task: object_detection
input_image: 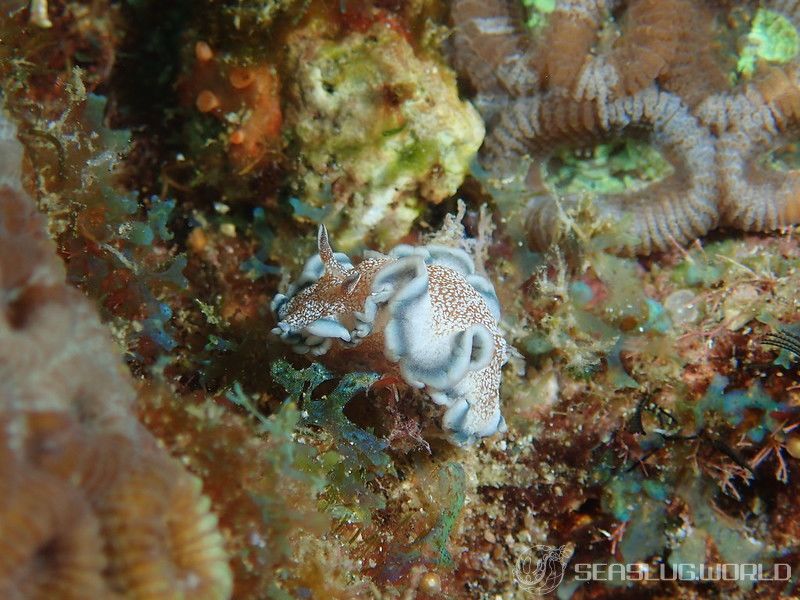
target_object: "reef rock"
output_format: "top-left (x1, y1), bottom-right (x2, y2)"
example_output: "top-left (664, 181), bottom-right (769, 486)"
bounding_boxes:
top-left (285, 19), bottom-right (485, 250)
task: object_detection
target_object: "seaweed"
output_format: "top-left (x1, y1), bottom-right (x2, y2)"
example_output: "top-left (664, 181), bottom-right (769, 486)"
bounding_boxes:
top-left (271, 360), bottom-right (391, 524)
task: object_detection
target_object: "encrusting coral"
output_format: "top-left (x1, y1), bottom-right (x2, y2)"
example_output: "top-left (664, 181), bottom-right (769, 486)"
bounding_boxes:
top-left (0, 106), bottom-right (233, 600)
top-left (272, 225), bottom-right (509, 445)
top-left (452, 0), bottom-right (800, 254)
top-left (0, 453), bottom-right (108, 600)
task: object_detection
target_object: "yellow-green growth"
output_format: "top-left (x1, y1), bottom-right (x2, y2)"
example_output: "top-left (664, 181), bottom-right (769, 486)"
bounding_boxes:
top-left (544, 139), bottom-right (673, 196)
top-left (287, 22), bottom-right (484, 250)
top-left (737, 8), bottom-right (800, 78)
top-left (521, 0), bottom-right (555, 30)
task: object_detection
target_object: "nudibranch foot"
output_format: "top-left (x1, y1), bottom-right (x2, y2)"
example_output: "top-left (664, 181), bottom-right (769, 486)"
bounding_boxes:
top-left (272, 225), bottom-right (509, 446)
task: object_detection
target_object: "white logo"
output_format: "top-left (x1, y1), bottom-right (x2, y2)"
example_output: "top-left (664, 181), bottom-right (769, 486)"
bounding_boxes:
top-left (515, 543), bottom-right (574, 595)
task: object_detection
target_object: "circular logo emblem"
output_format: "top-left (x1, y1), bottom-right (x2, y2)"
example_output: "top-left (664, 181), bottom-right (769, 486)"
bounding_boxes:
top-left (515, 543), bottom-right (574, 595)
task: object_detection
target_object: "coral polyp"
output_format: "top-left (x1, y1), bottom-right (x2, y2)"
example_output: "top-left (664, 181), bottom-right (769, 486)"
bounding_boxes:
top-left (492, 87), bottom-right (718, 255)
top-left (98, 452), bottom-right (232, 600)
top-left (0, 457), bottom-right (108, 600)
top-left (272, 225), bottom-right (508, 445)
top-left (183, 41), bottom-right (282, 172)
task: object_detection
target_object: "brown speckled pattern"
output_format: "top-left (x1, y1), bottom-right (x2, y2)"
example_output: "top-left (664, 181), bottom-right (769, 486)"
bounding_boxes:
top-left (273, 234), bottom-right (508, 444)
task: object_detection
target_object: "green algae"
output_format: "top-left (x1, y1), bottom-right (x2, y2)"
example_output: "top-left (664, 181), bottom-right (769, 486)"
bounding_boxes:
top-left (409, 462), bottom-right (467, 566)
top-left (271, 360), bottom-right (391, 524)
top-left (240, 207), bottom-right (282, 280)
top-left (521, 0), bottom-right (555, 30)
top-left (737, 8), bottom-right (800, 78)
top-left (25, 91), bottom-right (187, 356)
top-left (544, 139), bottom-right (674, 197)
top-left (225, 382), bottom-right (329, 571)
top-left (118, 197), bottom-right (177, 246)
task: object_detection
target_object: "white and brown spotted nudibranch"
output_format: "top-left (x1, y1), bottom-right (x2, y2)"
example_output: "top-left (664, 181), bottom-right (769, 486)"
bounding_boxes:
top-left (271, 225), bottom-right (509, 446)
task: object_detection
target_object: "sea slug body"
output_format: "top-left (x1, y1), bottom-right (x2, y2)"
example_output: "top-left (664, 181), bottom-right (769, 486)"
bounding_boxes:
top-left (271, 226), bottom-right (509, 446)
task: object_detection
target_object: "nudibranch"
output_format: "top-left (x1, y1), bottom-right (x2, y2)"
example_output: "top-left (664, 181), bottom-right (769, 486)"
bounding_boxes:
top-left (271, 226), bottom-right (509, 445)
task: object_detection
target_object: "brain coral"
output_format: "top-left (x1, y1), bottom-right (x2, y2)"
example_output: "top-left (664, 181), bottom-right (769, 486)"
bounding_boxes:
top-left (451, 0), bottom-right (800, 254)
top-left (0, 453), bottom-right (108, 600)
top-left (272, 226), bottom-right (509, 445)
top-left (0, 107), bottom-right (233, 599)
top-left (500, 87), bottom-right (719, 255)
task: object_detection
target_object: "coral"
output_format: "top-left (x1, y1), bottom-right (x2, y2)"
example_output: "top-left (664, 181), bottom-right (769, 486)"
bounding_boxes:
top-left (449, 0), bottom-right (539, 97)
top-left (97, 451), bottom-right (232, 600)
top-left (537, 0), bottom-right (604, 97)
top-left (453, 0), bottom-right (800, 255)
top-left (492, 88), bottom-right (718, 255)
top-left (0, 454), bottom-right (108, 600)
top-left (12, 1), bottom-right (800, 598)
top-left (272, 225), bottom-right (509, 444)
top-left (285, 17), bottom-right (484, 249)
top-left (452, 0), bottom-right (722, 105)
top-left (0, 104), bottom-right (138, 434)
top-left (707, 66), bottom-right (800, 232)
top-left (0, 105), bottom-right (232, 599)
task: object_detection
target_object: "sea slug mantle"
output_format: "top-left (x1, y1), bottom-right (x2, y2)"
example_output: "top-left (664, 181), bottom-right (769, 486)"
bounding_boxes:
top-left (271, 226), bottom-right (509, 445)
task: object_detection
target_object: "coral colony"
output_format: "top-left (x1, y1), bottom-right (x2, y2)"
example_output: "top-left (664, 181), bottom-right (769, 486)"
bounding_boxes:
top-left (454, 0), bottom-right (800, 254)
top-left (7, 0), bottom-right (800, 598)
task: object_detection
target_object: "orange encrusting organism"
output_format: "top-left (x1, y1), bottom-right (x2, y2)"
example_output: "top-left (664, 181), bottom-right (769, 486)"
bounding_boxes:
top-left (183, 41), bottom-right (282, 171)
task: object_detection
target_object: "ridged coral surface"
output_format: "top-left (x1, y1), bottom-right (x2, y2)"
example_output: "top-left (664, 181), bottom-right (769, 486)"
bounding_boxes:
top-left (0, 108), bottom-right (232, 600)
top-left (452, 0), bottom-right (800, 254)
